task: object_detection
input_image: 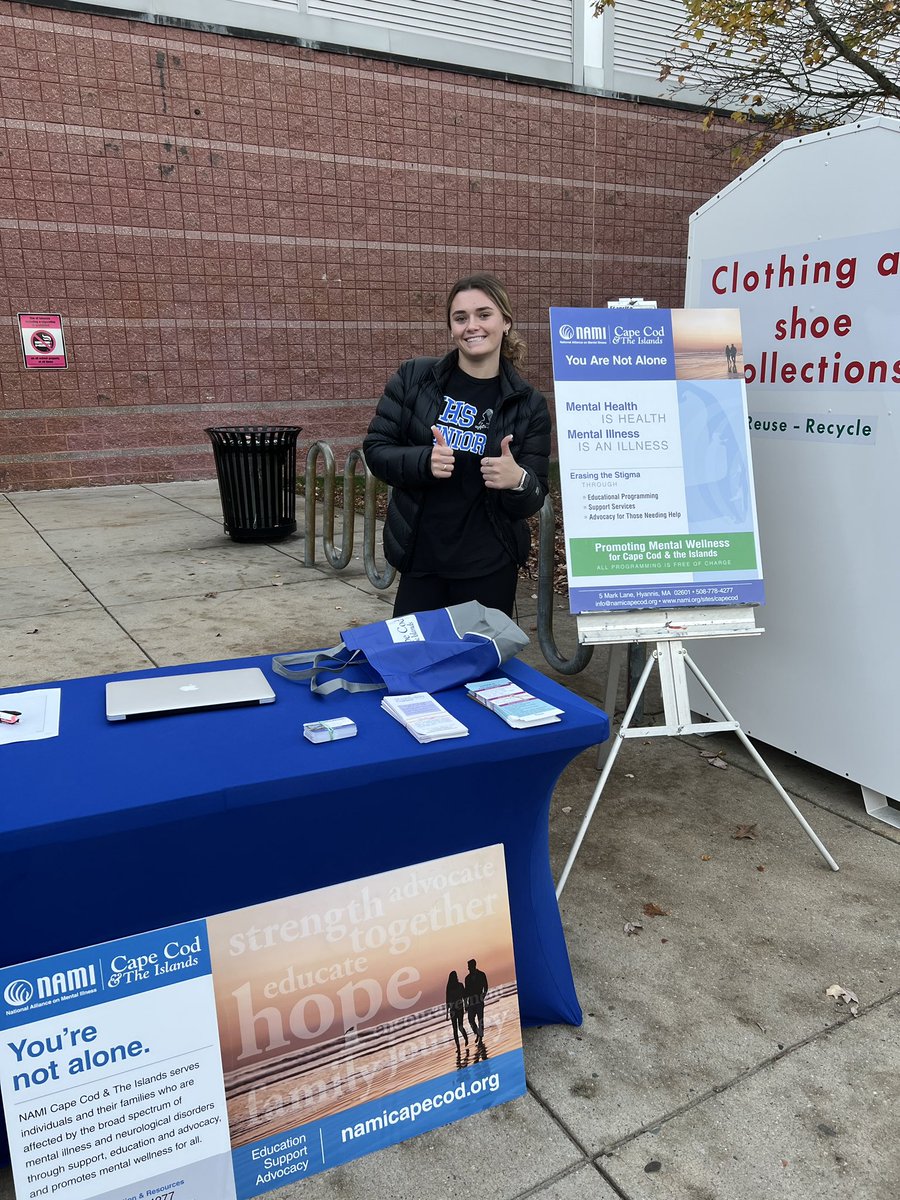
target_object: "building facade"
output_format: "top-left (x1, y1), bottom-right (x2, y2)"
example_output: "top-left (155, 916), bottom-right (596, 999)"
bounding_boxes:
top-left (0, 0), bottom-right (749, 489)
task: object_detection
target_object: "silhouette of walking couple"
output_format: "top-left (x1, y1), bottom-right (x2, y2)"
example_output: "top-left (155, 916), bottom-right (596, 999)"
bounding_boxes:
top-left (446, 958), bottom-right (489, 1052)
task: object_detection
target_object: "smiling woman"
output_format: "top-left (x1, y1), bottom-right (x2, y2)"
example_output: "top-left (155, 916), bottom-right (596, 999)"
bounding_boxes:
top-left (363, 273), bottom-right (551, 617)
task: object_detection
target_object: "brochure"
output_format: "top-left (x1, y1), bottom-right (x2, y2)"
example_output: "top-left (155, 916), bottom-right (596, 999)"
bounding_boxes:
top-left (381, 692), bottom-right (469, 743)
top-left (465, 678), bottom-right (563, 729)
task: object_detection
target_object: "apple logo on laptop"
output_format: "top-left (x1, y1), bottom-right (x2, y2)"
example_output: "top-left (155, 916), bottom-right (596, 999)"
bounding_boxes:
top-left (179, 684), bottom-right (200, 692)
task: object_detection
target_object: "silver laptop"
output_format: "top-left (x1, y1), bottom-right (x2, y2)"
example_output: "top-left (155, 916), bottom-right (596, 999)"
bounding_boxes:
top-left (106, 667), bottom-right (276, 721)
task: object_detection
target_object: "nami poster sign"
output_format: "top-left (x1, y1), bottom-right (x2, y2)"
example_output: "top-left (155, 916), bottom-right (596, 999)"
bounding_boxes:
top-left (549, 306), bottom-right (765, 613)
top-left (0, 846), bottom-right (523, 1200)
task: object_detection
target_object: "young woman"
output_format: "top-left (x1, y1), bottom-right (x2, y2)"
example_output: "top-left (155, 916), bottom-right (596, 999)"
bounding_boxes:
top-left (445, 970), bottom-right (468, 1052)
top-left (363, 273), bottom-right (551, 617)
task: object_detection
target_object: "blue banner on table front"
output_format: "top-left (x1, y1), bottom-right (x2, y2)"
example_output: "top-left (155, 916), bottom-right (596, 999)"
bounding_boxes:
top-left (549, 306), bottom-right (765, 613)
top-left (232, 1050), bottom-right (525, 1197)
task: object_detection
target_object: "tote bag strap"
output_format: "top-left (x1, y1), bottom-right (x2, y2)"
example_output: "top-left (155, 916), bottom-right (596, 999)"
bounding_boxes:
top-left (271, 644), bottom-right (386, 696)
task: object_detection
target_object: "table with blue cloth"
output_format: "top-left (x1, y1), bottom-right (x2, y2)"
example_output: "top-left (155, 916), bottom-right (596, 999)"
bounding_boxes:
top-left (1, 655), bottom-right (608, 1030)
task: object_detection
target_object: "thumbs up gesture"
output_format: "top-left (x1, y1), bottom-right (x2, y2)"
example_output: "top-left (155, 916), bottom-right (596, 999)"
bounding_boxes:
top-left (481, 435), bottom-right (522, 490)
top-left (431, 426), bottom-right (455, 480)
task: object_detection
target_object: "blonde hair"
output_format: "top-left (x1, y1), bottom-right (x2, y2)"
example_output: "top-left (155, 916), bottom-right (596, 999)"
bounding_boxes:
top-left (446, 273), bottom-right (527, 369)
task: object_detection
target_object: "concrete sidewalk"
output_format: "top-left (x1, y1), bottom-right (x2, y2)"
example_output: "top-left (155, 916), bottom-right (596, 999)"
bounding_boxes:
top-left (1, 481), bottom-right (898, 1200)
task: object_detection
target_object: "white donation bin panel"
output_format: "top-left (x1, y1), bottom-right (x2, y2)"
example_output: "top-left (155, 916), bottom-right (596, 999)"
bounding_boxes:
top-left (685, 118), bottom-right (899, 802)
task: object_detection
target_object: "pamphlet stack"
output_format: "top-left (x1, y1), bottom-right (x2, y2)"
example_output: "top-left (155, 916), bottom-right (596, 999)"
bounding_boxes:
top-left (381, 693), bottom-right (469, 742)
top-left (465, 678), bottom-right (564, 728)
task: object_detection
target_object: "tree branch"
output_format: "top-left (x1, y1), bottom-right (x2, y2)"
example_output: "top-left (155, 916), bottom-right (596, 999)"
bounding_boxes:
top-left (803, 0), bottom-right (900, 99)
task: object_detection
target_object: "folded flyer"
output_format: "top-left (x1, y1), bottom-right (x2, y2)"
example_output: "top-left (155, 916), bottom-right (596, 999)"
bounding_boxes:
top-left (381, 692), bottom-right (469, 743)
top-left (465, 678), bottom-right (563, 729)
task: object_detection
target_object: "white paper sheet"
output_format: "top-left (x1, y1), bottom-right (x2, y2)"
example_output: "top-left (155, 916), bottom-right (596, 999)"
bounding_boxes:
top-left (0, 688), bottom-right (61, 745)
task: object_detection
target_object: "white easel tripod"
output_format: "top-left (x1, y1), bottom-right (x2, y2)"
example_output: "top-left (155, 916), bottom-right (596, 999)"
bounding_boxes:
top-left (555, 605), bottom-right (839, 898)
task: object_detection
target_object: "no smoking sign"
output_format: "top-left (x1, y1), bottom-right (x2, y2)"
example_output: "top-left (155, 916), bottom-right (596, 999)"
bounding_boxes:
top-left (18, 313), bottom-right (68, 368)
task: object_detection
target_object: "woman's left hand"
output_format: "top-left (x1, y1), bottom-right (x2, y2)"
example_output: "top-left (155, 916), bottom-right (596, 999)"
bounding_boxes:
top-left (481, 435), bottom-right (522, 490)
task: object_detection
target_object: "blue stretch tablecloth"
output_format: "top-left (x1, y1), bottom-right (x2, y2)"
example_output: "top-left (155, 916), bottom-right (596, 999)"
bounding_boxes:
top-left (1, 655), bottom-right (608, 1029)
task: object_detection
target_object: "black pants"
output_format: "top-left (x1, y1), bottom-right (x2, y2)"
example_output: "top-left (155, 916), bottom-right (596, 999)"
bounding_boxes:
top-left (393, 561), bottom-right (519, 618)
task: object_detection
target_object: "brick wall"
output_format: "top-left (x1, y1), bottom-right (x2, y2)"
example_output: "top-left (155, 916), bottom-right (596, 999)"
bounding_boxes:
top-left (0, 3), bottom-right (748, 490)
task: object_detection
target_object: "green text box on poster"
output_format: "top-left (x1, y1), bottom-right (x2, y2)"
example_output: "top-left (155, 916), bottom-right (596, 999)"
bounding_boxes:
top-left (569, 532), bottom-right (758, 576)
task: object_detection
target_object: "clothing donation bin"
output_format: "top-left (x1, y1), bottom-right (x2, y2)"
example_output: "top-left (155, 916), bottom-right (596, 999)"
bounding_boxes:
top-left (205, 425), bottom-right (302, 542)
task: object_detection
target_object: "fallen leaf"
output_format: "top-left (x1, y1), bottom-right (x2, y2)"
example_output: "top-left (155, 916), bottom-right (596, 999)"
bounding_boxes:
top-left (204, 591), bottom-right (218, 599)
top-left (701, 854), bottom-right (712, 861)
top-left (706, 756), bottom-right (728, 770)
top-left (25, 629), bottom-right (39, 634)
top-left (623, 922), bottom-right (643, 936)
top-left (660, 937), bottom-right (668, 943)
top-left (561, 805), bottom-right (572, 814)
top-left (700, 749), bottom-right (725, 759)
top-left (756, 864), bottom-right (766, 872)
top-left (642, 903), bottom-right (669, 918)
top-left (826, 983), bottom-right (859, 1015)
top-left (624, 773), bottom-right (635, 779)
top-left (733, 824), bottom-right (757, 840)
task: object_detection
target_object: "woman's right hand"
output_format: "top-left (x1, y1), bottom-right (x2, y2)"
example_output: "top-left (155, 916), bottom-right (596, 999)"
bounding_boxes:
top-left (431, 426), bottom-right (455, 479)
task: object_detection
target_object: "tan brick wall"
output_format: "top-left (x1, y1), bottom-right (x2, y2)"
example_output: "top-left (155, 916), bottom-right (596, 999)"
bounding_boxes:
top-left (0, 3), bottom-right (747, 490)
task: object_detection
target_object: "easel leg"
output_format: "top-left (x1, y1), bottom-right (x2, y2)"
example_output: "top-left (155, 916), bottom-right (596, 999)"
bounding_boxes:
top-left (683, 652), bottom-right (839, 872)
top-left (597, 643), bottom-right (627, 767)
top-left (557, 649), bottom-right (657, 898)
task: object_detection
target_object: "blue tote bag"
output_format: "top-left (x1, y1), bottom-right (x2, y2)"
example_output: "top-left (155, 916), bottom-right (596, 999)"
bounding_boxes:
top-left (272, 601), bottom-right (529, 696)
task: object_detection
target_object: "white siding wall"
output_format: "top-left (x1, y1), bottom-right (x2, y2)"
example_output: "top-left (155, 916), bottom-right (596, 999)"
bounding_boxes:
top-left (58, 0), bottom-right (888, 111)
top-left (85, 0), bottom-right (579, 83)
top-left (33, 0), bottom-right (695, 95)
top-left (308, 0), bottom-right (574, 61)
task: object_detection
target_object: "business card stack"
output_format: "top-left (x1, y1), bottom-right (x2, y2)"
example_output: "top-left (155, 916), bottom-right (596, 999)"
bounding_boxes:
top-left (303, 716), bottom-right (358, 743)
top-left (465, 678), bottom-right (564, 729)
top-left (381, 692), bottom-right (469, 743)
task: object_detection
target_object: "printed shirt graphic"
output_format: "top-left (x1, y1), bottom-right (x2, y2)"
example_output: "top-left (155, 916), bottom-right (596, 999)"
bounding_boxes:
top-left (411, 368), bottom-right (509, 578)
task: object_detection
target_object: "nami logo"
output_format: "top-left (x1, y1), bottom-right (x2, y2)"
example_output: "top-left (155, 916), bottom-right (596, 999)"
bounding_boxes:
top-left (3, 963), bottom-right (97, 1011)
top-left (558, 324), bottom-right (608, 344)
top-left (3, 979), bottom-right (33, 1007)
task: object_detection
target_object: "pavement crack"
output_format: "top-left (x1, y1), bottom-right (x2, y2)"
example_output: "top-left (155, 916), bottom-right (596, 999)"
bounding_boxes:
top-left (511, 1162), bottom-right (593, 1200)
top-left (526, 1078), bottom-right (593, 1160)
top-left (594, 986), bottom-right (900, 1158)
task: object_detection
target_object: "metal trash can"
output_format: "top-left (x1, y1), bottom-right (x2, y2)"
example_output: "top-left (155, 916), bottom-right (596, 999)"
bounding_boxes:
top-left (205, 425), bottom-right (302, 543)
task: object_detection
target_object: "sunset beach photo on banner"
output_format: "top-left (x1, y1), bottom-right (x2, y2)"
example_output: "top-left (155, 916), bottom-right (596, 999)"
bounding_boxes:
top-left (206, 846), bottom-right (524, 1155)
top-left (672, 307), bottom-right (744, 380)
